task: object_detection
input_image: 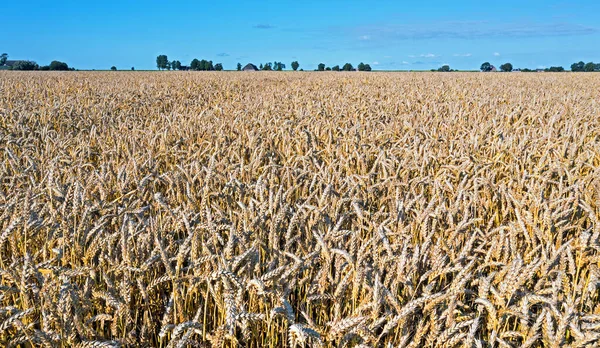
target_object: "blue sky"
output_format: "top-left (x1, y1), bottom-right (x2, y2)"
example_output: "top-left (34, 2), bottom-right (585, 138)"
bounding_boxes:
top-left (1, 0), bottom-right (598, 70)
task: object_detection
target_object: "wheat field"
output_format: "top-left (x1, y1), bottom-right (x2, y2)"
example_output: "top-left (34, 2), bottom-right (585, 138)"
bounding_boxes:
top-left (0, 71), bottom-right (599, 347)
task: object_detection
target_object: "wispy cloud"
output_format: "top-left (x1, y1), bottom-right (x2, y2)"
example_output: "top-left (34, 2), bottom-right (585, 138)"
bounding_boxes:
top-left (493, 52), bottom-right (501, 56)
top-left (358, 35), bottom-right (371, 40)
top-left (401, 61), bottom-right (410, 65)
top-left (346, 21), bottom-right (597, 41)
top-left (217, 53), bottom-right (230, 57)
top-left (372, 61), bottom-right (379, 65)
top-left (253, 24), bottom-right (276, 29)
top-left (453, 53), bottom-right (472, 57)
top-left (409, 53), bottom-right (438, 58)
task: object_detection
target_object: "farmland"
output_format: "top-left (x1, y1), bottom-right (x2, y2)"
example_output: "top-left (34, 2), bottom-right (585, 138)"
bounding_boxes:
top-left (0, 71), bottom-right (599, 347)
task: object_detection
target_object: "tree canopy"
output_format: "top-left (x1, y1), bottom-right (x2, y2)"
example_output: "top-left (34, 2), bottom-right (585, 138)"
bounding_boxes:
top-left (480, 62), bottom-right (493, 72)
top-left (342, 63), bottom-right (354, 71)
top-left (11, 61), bottom-right (39, 71)
top-left (500, 63), bottom-right (513, 72)
top-left (0, 53), bottom-right (7, 66)
top-left (156, 55), bottom-right (169, 70)
top-left (291, 61), bottom-right (299, 71)
top-left (50, 61), bottom-right (69, 71)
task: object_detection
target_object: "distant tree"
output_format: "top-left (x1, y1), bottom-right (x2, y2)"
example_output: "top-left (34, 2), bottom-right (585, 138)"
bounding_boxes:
top-left (584, 62), bottom-right (596, 72)
top-left (326, 67), bottom-right (331, 71)
top-left (190, 59), bottom-right (200, 70)
top-left (273, 61), bottom-right (285, 71)
top-left (547, 66), bottom-right (564, 72)
top-left (317, 63), bottom-right (325, 71)
top-left (156, 55), bottom-right (169, 70)
top-left (215, 63), bottom-right (223, 71)
top-left (480, 62), bottom-right (493, 72)
top-left (357, 62), bottom-right (365, 71)
top-left (299, 69), bottom-right (304, 71)
top-left (237, 63), bottom-right (242, 71)
top-left (291, 61), bottom-right (299, 71)
top-left (259, 63), bottom-right (263, 70)
top-left (131, 67), bottom-right (135, 71)
top-left (11, 61), bottom-right (38, 70)
top-left (207, 60), bottom-right (214, 71)
top-left (49, 61), bottom-right (69, 71)
top-left (39, 65), bottom-right (50, 71)
top-left (438, 65), bottom-right (451, 72)
top-left (111, 66), bottom-right (117, 71)
top-left (571, 61), bottom-right (585, 72)
top-left (363, 64), bottom-right (372, 71)
top-left (342, 63), bottom-right (353, 71)
top-left (0, 53), bottom-right (7, 65)
top-left (171, 60), bottom-right (182, 70)
top-left (262, 62), bottom-right (272, 71)
top-left (332, 65), bottom-right (340, 71)
top-left (500, 63), bottom-right (513, 72)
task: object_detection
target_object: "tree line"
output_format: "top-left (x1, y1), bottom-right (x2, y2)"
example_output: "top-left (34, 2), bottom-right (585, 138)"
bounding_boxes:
top-left (479, 61), bottom-right (599, 72)
top-left (156, 55), bottom-right (223, 71)
top-left (0, 53), bottom-right (73, 71)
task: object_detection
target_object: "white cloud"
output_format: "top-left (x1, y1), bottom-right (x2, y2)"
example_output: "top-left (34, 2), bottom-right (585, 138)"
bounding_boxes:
top-left (453, 53), bottom-right (472, 57)
top-left (358, 35), bottom-right (371, 40)
top-left (401, 61), bottom-right (410, 64)
top-left (384, 55), bottom-right (392, 58)
top-left (372, 61), bottom-right (380, 65)
top-left (494, 52), bottom-right (501, 56)
top-left (409, 53), bottom-right (438, 58)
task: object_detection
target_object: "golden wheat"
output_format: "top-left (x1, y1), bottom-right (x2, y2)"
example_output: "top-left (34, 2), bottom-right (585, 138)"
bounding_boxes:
top-left (0, 71), bottom-right (599, 347)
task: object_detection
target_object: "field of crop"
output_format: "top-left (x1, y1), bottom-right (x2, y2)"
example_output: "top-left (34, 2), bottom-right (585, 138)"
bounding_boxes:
top-left (0, 71), bottom-right (599, 347)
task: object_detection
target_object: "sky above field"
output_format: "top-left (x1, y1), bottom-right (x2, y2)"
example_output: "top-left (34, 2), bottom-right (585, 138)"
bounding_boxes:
top-left (2, 0), bottom-right (599, 71)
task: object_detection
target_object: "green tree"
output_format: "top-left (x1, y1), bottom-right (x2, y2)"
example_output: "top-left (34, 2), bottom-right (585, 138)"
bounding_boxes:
top-left (570, 61), bottom-right (585, 72)
top-left (332, 65), bottom-right (340, 71)
top-left (291, 61), bottom-right (299, 71)
top-left (156, 55), bottom-right (168, 70)
top-left (215, 63), bottom-right (223, 71)
top-left (326, 67), bottom-right (331, 71)
top-left (190, 59), bottom-right (200, 70)
top-left (317, 63), bottom-right (325, 71)
top-left (480, 62), bottom-right (492, 72)
top-left (357, 62), bottom-right (366, 71)
top-left (0, 53), bottom-right (7, 66)
top-left (500, 63), bottom-right (513, 72)
top-left (584, 62), bottom-right (595, 72)
top-left (262, 62), bottom-right (272, 71)
top-left (363, 64), bottom-right (372, 71)
top-left (111, 66), bottom-right (117, 71)
top-left (237, 63), bottom-right (242, 71)
top-left (437, 65), bottom-right (451, 72)
top-left (131, 67), bottom-right (135, 71)
top-left (171, 60), bottom-right (182, 70)
top-left (49, 61), bottom-right (69, 71)
top-left (342, 63), bottom-right (353, 71)
top-left (11, 61), bottom-right (38, 70)
top-left (273, 62), bottom-right (285, 71)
